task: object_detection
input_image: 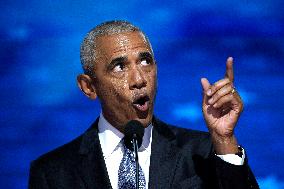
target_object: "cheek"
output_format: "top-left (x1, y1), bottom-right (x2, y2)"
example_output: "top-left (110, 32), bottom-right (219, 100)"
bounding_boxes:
top-left (111, 77), bottom-right (129, 91)
top-left (97, 78), bottom-right (129, 103)
top-left (146, 70), bottom-right (157, 88)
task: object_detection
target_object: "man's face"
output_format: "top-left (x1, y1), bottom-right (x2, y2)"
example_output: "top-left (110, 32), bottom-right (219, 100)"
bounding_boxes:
top-left (92, 31), bottom-right (157, 130)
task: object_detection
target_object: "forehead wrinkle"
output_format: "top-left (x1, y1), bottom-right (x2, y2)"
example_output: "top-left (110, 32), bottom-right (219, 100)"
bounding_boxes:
top-left (95, 32), bottom-right (153, 68)
top-left (112, 42), bottom-right (151, 53)
top-left (113, 46), bottom-right (150, 54)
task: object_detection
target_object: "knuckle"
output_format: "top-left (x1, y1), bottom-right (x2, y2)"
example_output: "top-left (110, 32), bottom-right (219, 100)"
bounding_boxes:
top-left (226, 79), bottom-right (231, 85)
top-left (220, 87), bottom-right (227, 96)
top-left (213, 103), bottom-right (218, 108)
top-left (211, 84), bottom-right (216, 91)
top-left (213, 93), bottom-right (220, 101)
top-left (213, 81), bottom-right (219, 88)
top-left (227, 85), bottom-right (233, 92)
top-left (217, 78), bottom-right (230, 89)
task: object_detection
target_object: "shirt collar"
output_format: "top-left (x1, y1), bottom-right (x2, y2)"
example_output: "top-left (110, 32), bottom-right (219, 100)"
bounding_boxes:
top-left (98, 112), bottom-right (153, 158)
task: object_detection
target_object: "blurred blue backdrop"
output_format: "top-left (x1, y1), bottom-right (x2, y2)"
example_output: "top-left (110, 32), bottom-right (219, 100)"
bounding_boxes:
top-left (1, 1), bottom-right (284, 188)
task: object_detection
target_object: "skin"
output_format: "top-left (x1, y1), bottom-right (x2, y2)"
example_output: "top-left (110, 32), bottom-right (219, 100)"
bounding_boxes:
top-left (78, 31), bottom-right (243, 154)
top-left (77, 31), bottom-right (157, 132)
top-left (201, 57), bottom-right (243, 154)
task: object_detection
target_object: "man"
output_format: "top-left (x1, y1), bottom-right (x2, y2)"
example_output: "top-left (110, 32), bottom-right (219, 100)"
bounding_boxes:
top-left (29, 21), bottom-right (259, 189)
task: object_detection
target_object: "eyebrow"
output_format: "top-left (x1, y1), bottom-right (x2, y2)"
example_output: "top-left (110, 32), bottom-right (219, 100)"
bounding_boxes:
top-left (107, 51), bottom-right (154, 70)
top-left (139, 51), bottom-right (153, 61)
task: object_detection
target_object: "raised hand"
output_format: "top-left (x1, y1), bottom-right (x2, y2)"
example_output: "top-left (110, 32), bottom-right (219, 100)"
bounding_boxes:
top-left (201, 57), bottom-right (243, 154)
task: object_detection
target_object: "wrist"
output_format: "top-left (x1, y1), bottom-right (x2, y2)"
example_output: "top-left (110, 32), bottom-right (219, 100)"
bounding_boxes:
top-left (211, 133), bottom-right (239, 155)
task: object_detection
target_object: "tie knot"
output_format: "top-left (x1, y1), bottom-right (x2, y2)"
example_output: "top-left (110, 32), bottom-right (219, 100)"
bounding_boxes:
top-left (122, 139), bottom-right (135, 157)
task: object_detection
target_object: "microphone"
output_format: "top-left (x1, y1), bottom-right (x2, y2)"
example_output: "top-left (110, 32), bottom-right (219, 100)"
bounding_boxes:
top-left (124, 120), bottom-right (145, 150)
top-left (124, 120), bottom-right (145, 189)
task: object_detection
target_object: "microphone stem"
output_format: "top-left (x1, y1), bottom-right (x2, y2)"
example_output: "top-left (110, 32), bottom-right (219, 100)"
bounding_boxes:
top-left (133, 138), bottom-right (139, 189)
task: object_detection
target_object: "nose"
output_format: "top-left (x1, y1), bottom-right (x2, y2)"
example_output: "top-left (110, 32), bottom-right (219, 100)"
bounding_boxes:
top-left (129, 66), bottom-right (147, 90)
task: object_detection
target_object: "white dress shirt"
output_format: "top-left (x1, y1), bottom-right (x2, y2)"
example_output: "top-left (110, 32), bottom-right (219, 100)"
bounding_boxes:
top-left (98, 113), bottom-right (244, 189)
top-left (98, 113), bottom-right (152, 189)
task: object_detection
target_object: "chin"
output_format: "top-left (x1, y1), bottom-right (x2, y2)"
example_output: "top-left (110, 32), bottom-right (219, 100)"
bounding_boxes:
top-left (135, 111), bottom-right (153, 128)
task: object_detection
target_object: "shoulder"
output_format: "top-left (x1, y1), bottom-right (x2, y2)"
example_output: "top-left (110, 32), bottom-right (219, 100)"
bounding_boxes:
top-left (30, 118), bottom-right (99, 171)
top-left (30, 134), bottom-right (83, 171)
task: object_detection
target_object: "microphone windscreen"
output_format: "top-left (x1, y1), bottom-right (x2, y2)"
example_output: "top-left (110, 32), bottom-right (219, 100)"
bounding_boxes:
top-left (124, 120), bottom-right (145, 150)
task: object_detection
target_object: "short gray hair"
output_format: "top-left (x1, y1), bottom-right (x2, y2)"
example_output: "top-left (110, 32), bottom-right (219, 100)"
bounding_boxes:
top-left (80, 20), bottom-right (153, 77)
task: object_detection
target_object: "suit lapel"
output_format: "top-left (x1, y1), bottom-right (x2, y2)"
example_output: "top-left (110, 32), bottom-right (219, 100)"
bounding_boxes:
top-left (75, 116), bottom-right (180, 189)
top-left (148, 117), bottom-right (180, 189)
top-left (76, 118), bottom-right (112, 189)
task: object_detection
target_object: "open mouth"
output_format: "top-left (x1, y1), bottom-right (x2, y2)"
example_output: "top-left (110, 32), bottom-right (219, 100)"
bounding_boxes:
top-left (133, 95), bottom-right (150, 112)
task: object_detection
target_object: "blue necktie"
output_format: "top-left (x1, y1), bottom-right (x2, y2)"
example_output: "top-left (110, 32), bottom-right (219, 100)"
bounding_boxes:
top-left (118, 142), bottom-right (146, 189)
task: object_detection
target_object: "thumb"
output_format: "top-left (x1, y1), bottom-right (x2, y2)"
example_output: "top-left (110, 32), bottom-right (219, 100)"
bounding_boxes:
top-left (201, 78), bottom-right (211, 105)
top-left (201, 78), bottom-right (210, 91)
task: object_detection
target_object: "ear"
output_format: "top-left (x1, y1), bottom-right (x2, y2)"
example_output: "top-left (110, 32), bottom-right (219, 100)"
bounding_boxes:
top-left (77, 74), bottom-right (97, 100)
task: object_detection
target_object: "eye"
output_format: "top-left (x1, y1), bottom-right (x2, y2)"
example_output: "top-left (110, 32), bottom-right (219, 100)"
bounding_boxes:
top-left (113, 63), bottom-right (124, 72)
top-left (141, 59), bottom-right (150, 66)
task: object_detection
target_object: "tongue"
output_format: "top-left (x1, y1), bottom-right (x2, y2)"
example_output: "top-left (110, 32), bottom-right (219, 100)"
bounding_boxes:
top-left (134, 101), bottom-right (148, 111)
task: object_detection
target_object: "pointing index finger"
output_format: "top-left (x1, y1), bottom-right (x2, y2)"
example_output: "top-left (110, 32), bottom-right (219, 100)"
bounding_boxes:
top-left (225, 57), bottom-right (234, 82)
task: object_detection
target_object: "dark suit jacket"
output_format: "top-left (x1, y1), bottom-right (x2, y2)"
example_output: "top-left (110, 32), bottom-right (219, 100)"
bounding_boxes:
top-left (29, 117), bottom-right (259, 189)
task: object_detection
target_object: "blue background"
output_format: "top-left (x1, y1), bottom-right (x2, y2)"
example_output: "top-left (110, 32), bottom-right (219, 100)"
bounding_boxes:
top-left (1, 1), bottom-right (284, 188)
